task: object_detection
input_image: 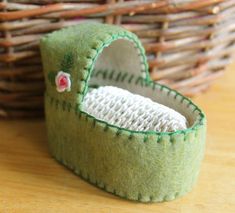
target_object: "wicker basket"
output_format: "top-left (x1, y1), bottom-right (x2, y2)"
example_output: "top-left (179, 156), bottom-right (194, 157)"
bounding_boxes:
top-left (1, 0), bottom-right (235, 118)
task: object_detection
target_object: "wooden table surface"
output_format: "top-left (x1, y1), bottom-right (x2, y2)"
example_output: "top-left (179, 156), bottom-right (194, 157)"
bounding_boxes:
top-left (1, 64), bottom-right (235, 213)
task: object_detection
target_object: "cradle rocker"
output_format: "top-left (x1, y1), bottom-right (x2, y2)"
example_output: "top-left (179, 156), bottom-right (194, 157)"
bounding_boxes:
top-left (40, 23), bottom-right (206, 202)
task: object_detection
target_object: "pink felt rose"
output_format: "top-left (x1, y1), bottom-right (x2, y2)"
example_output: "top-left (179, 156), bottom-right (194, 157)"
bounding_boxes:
top-left (55, 71), bottom-right (71, 92)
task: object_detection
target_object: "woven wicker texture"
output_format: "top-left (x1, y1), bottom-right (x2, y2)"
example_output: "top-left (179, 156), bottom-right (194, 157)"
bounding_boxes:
top-left (83, 86), bottom-right (187, 132)
top-left (0, 0), bottom-right (235, 118)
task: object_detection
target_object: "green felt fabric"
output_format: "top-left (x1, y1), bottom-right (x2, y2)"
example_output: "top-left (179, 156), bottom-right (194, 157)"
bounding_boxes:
top-left (40, 23), bottom-right (207, 202)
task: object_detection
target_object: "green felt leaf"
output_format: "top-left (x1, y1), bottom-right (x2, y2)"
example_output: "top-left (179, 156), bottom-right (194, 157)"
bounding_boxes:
top-left (60, 52), bottom-right (74, 73)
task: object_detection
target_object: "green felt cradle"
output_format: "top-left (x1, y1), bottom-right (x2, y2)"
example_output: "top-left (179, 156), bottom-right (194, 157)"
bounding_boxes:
top-left (40, 23), bottom-right (206, 202)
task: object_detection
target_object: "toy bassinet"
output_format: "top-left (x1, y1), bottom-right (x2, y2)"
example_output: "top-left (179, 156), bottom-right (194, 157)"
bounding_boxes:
top-left (40, 23), bottom-right (206, 202)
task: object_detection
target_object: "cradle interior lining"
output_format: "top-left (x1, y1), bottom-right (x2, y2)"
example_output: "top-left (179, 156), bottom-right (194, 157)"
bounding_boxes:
top-left (93, 39), bottom-right (145, 81)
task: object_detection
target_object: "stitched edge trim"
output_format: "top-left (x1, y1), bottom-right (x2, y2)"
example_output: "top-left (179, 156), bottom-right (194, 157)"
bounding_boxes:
top-left (72, 32), bottom-right (205, 136)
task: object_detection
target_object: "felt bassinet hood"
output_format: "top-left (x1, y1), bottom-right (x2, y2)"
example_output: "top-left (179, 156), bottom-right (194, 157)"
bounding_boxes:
top-left (40, 23), bottom-right (206, 202)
